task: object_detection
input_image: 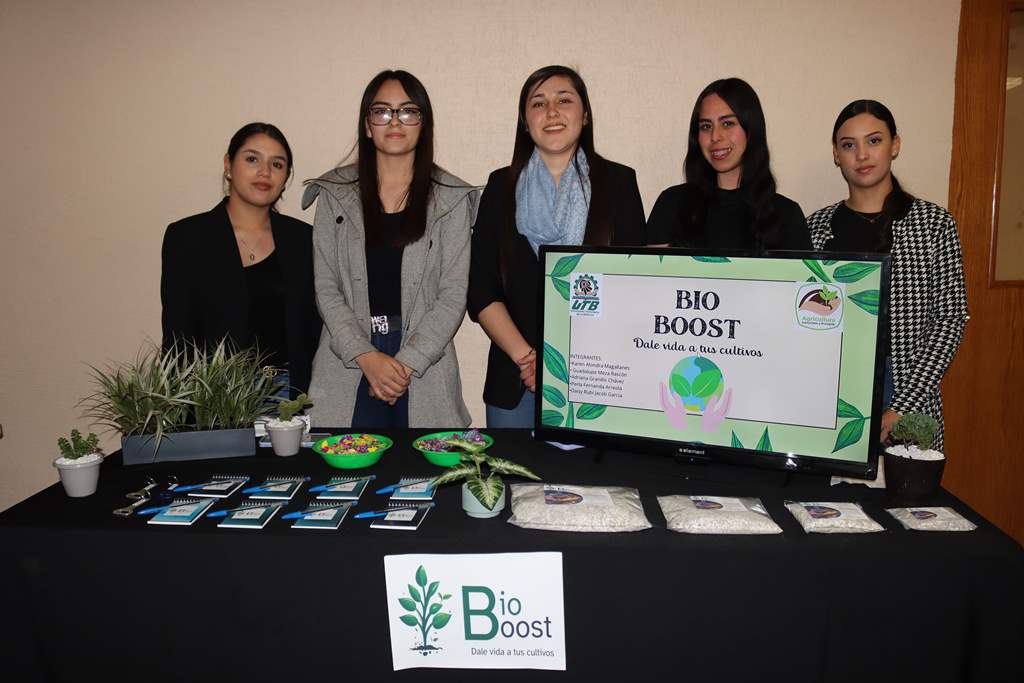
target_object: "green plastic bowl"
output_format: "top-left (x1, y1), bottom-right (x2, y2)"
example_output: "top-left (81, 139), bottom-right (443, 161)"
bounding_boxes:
top-left (314, 433), bottom-right (392, 469)
top-left (413, 431), bottom-right (494, 467)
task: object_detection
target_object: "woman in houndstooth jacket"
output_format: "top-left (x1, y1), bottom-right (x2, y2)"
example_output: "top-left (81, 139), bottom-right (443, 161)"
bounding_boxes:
top-left (806, 100), bottom-right (967, 450)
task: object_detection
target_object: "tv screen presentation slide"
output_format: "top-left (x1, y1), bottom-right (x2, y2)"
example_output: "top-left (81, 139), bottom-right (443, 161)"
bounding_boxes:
top-left (538, 247), bottom-right (888, 474)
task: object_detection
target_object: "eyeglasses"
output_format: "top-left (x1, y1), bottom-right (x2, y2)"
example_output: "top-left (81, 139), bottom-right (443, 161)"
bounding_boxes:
top-left (367, 107), bottom-right (423, 126)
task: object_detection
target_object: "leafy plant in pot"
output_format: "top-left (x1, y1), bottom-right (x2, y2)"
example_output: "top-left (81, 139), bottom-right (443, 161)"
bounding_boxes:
top-left (430, 432), bottom-right (541, 518)
top-left (266, 393), bottom-right (312, 456)
top-left (83, 339), bottom-right (279, 465)
top-left (54, 429), bottom-right (104, 497)
top-left (884, 412), bottom-right (945, 502)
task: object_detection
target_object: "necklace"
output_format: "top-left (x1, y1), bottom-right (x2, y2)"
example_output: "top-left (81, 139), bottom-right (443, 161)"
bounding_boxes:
top-left (846, 204), bottom-right (883, 224)
top-left (237, 234), bottom-right (257, 263)
top-left (233, 225), bottom-right (271, 264)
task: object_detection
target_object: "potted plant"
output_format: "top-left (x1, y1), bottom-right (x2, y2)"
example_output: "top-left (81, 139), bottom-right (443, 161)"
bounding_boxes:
top-left (430, 431), bottom-right (541, 518)
top-left (54, 429), bottom-right (104, 497)
top-left (84, 339), bottom-right (279, 465)
top-left (884, 412), bottom-right (945, 502)
top-left (266, 393), bottom-right (312, 456)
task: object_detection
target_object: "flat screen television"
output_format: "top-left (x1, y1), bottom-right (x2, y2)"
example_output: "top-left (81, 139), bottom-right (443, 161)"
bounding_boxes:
top-left (535, 246), bottom-right (891, 479)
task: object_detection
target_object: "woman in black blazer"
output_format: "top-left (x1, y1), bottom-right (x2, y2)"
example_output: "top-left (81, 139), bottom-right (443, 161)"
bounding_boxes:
top-left (161, 122), bottom-right (321, 396)
top-left (468, 65), bottom-right (646, 428)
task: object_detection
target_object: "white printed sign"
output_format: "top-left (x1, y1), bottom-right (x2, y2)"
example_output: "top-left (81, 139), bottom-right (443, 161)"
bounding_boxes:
top-left (567, 274), bottom-right (843, 428)
top-left (384, 553), bottom-right (566, 671)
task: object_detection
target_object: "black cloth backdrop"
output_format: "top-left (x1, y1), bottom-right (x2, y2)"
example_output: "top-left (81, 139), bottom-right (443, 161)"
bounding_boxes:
top-left (2, 429), bottom-right (1021, 682)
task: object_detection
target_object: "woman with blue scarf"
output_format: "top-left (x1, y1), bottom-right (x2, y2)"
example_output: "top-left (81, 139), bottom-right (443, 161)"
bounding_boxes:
top-left (468, 65), bottom-right (646, 427)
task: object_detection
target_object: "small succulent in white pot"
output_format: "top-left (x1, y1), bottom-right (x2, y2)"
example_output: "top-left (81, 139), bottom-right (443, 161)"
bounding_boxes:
top-left (886, 412), bottom-right (943, 461)
top-left (431, 432), bottom-right (541, 518)
top-left (54, 429), bottom-right (104, 497)
top-left (266, 393), bottom-right (312, 456)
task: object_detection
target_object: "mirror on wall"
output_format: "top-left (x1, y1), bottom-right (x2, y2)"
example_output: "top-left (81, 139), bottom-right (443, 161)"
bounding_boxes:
top-left (995, 8), bottom-right (1024, 283)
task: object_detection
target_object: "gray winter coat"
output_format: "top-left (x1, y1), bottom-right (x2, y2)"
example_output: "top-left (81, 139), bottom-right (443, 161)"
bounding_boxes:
top-left (301, 165), bottom-right (478, 427)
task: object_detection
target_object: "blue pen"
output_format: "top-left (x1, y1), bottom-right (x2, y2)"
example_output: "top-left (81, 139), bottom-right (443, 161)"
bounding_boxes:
top-left (354, 502), bottom-right (435, 519)
top-left (173, 477), bottom-right (246, 493)
top-left (309, 475), bottom-right (376, 493)
top-left (242, 476), bottom-right (311, 494)
top-left (375, 478), bottom-right (434, 495)
top-left (207, 501), bottom-right (289, 518)
top-left (137, 500), bottom-right (204, 516)
top-left (280, 502), bottom-right (354, 520)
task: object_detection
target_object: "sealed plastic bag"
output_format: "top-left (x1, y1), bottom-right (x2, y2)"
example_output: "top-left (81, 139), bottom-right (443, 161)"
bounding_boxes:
top-left (658, 495), bottom-right (782, 534)
top-left (508, 484), bottom-right (651, 532)
top-left (785, 501), bottom-right (884, 533)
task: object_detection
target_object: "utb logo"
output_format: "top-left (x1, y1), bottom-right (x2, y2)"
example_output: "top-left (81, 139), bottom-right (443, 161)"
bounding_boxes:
top-left (573, 274), bottom-right (598, 297)
top-left (398, 565), bottom-right (453, 656)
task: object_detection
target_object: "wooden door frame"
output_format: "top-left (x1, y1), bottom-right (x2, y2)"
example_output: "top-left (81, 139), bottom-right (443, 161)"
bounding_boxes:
top-left (945, 0), bottom-right (1024, 544)
top-left (989, 1), bottom-right (1024, 287)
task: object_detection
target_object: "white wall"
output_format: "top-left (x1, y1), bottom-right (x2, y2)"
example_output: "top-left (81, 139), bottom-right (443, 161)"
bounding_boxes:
top-left (0, 0), bottom-right (961, 509)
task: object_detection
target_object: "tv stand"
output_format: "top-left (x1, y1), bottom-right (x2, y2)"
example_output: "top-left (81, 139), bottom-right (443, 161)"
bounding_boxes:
top-left (673, 458), bottom-right (830, 489)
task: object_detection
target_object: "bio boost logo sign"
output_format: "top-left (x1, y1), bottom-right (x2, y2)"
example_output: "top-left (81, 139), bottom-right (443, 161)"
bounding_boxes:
top-left (386, 554), bottom-right (566, 671)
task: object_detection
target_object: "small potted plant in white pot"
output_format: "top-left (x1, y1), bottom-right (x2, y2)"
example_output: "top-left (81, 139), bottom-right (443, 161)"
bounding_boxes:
top-left (266, 393), bottom-right (312, 457)
top-left (884, 412), bottom-right (945, 502)
top-left (430, 431), bottom-right (541, 518)
top-left (54, 429), bottom-right (104, 497)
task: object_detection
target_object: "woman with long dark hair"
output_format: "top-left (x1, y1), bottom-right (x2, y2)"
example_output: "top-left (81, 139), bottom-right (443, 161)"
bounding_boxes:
top-left (303, 70), bottom-right (477, 428)
top-left (807, 100), bottom-right (967, 447)
top-left (468, 65), bottom-right (646, 427)
top-left (647, 78), bottom-right (809, 250)
top-left (161, 122), bottom-right (321, 398)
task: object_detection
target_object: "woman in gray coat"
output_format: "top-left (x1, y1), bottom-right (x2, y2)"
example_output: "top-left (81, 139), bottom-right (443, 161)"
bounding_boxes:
top-left (302, 70), bottom-right (477, 428)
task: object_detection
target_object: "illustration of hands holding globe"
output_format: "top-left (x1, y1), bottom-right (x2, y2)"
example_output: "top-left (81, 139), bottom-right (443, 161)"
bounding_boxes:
top-left (659, 355), bottom-right (733, 433)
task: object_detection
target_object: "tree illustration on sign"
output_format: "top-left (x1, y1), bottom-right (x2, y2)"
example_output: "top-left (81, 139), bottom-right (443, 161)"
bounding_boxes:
top-left (541, 342), bottom-right (607, 427)
top-left (398, 565), bottom-right (452, 655)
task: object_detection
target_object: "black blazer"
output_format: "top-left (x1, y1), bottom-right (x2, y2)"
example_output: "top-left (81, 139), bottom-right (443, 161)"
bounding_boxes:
top-left (160, 199), bottom-right (322, 395)
top-left (468, 162), bottom-right (646, 409)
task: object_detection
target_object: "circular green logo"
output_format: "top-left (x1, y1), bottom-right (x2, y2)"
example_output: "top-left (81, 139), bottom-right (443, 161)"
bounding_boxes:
top-left (668, 355), bottom-right (725, 412)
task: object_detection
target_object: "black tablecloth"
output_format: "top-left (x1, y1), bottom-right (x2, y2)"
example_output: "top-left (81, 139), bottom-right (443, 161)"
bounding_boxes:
top-left (2, 429), bottom-right (1021, 682)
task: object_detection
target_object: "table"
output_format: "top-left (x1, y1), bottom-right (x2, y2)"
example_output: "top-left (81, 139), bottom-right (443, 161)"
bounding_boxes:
top-left (2, 429), bottom-right (1021, 682)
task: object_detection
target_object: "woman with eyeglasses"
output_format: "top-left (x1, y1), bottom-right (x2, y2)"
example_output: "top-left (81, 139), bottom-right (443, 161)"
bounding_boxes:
top-left (468, 65), bottom-right (646, 428)
top-left (303, 70), bottom-right (477, 428)
top-left (807, 100), bottom-right (967, 448)
top-left (161, 122), bottom-right (321, 398)
top-left (647, 78), bottom-right (810, 251)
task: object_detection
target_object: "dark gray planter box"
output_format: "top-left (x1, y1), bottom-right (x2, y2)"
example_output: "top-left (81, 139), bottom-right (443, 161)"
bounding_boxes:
top-left (122, 429), bottom-right (255, 465)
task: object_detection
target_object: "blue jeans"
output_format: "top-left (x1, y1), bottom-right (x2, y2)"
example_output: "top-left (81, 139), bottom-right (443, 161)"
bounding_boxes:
top-left (486, 390), bottom-right (535, 428)
top-left (351, 324), bottom-right (409, 429)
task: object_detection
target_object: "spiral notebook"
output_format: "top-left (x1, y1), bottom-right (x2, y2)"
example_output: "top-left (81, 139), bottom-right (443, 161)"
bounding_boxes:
top-left (291, 501), bottom-right (354, 530)
top-left (183, 475), bottom-right (250, 498)
top-left (216, 501), bottom-right (286, 530)
top-left (317, 476), bottom-right (372, 501)
top-left (249, 476), bottom-right (306, 500)
top-left (389, 478), bottom-right (436, 502)
top-left (147, 498), bottom-right (215, 526)
top-left (370, 502), bottom-right (433, 531)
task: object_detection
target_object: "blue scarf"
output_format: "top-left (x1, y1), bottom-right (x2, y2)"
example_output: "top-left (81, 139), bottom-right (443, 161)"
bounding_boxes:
top-left (515, 148), bottom-right (591, 255)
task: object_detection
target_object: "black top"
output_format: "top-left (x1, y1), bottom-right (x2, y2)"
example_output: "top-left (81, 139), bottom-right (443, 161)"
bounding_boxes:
top-left (365, 211), bottom-right (405, 318)
top-left (828, 202), bottom-right (885, 252)
top-left (244, 250), bottom-right (288, 368)
top-left (161, 199), bottom-right (322, 396)
top-left (468, 161), bottom-right (647, 408)
top-left (646, 183), bottom-right (811, 250)
top-left (827, 202), bottom-right (891, 355)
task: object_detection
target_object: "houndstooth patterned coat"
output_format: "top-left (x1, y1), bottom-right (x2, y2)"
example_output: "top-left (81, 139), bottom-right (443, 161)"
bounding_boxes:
top-left (806, 199), bottom-right (968, 451)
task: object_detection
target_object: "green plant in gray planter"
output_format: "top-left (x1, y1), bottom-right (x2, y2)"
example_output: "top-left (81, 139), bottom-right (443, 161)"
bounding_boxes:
top-left (884, 412), bottom-right (945, 502)
top-left (84, 339), bottom-right (278, 465)
top-left (430, 431), bottom-right (541, 518)
top-left (266, 393), bottom-right (312, 456)
top-left (54, 429), bottom-right (104, 497)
